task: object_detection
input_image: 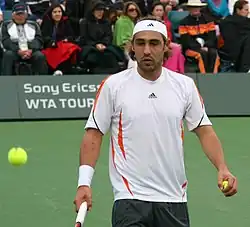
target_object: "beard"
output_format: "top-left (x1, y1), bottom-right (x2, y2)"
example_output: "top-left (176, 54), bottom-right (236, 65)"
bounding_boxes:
top-left (137, 57), bottom-right (163, 72)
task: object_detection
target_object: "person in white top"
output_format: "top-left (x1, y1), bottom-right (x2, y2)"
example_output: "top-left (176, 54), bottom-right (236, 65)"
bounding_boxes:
top-left (74, 16), bottom-right (238, 227)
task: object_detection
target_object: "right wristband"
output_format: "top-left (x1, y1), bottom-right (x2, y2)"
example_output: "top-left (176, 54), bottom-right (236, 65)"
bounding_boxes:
top-left (78, 165), bottom-right (95, 188)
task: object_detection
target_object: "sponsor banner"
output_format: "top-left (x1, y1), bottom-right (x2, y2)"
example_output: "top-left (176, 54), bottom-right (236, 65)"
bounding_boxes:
top-left (0, 77), bottom-right (20, 119)
top-left (197, 73), bottom-right (250, 115)
top-left (17, 75), bottom-right (107, 119)
top-left (2, 72), bottom-right (249, 120)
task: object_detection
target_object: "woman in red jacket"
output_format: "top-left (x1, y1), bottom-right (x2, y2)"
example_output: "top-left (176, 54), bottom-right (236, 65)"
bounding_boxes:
top-left (41, 4), bottom-right (81, 75)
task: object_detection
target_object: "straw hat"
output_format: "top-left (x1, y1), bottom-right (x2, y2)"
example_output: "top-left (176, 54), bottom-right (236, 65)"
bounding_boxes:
top-left (185, 0), bottom-right (207, 7)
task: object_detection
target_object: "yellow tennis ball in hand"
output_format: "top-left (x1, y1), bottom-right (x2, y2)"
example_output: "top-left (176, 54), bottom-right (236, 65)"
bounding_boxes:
top-left (8, 147), bottom-right (28, 166)
top-left (222, 180), bottom-right (229, 190)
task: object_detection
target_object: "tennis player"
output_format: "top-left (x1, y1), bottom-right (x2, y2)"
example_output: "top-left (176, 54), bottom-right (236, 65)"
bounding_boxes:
top-left (74, 16), bottom-right (237, 227)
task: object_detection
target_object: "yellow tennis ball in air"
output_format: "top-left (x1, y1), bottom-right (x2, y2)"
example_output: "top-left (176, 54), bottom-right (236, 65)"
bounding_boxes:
top-left (222, 180), bottom-right (229, 190)
top-left (8, 147), bottom-right (28, 166)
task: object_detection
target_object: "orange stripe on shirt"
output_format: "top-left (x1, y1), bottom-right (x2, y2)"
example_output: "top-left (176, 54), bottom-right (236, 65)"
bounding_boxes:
top-left (118, 110), bottom-right (126, 160)
top-left (111, 136), bottom-right (116, 169)
top-left (180, 120), bottom-right (184, 144)
top-left (93, 75), bottom-right (111, 112)
top-left (122, 176), bottom-right (133, 196)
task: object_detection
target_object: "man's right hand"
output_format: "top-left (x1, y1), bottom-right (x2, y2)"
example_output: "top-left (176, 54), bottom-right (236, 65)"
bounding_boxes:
top-left (74, 186), bottom-right (92, 212)
top-left (18, 50), bottom-right (32, 59)
top-left (18, 50), bottom-right (26, 57)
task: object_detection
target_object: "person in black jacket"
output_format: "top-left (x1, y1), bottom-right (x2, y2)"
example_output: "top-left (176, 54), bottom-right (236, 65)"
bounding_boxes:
top-left (1, 2), bottom-right (47, 75)
top-left (40, 4), bottom-right (81, 74)
top-left (179, 0), bottom-right (219, 73)
top-left (79, 1), bottom-right (125, 74)
top-left (219, 0), bottom-right (250, 72)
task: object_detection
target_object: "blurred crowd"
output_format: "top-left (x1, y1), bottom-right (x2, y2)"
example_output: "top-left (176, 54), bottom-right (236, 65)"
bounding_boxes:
top-left (0, 0), bottom-right (249, 75)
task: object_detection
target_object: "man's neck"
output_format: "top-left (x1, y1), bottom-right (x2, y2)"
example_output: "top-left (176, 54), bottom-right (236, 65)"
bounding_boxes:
top-left (137, 67), bottom-right (162, 81)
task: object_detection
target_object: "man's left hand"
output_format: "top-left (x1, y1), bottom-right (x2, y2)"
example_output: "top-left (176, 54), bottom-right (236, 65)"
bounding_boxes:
top-left (22, 50), bottom-right (32, 59)
top-left (218, 168), bottom-right (238, 197)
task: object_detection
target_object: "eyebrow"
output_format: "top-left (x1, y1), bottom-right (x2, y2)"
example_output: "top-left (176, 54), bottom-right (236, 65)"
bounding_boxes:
top-left (135, 39), bottom-right (162, 43)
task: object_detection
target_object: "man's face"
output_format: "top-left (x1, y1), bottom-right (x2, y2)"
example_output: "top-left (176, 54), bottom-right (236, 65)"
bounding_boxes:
top-left (132, 31), bottom-right (168, 72)
top-left (13, 12), bottom-right (27, 24)
top-left (189, 7), bottom-right (201, 17)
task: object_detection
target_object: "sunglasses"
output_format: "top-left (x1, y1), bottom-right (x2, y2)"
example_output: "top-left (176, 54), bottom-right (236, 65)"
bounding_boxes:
top-left (128, 8), bottom-right (137, 12)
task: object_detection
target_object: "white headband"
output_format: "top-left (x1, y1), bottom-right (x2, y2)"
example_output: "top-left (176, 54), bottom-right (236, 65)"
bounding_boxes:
top-left (132, 20), bottom-right (168, 39)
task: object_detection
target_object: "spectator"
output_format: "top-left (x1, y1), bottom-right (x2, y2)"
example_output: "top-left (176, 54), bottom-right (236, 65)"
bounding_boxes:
top-left (1, 2), bottom-right (47, 75)
top-left (106, 6), bottom-right (119, 31)
top-left (113, 1), bottom-right (141, 51)
top-left (0, 8), bottom-right (3, 23)
top-left (151, 2), bottom-right (185, 73)
top-left (163, 3), bottom-right (173, 41)
top-left (105, 1), bottom-right (124, 29)
top-left (131, 0), bottom-right (154, 16)
top-left (113, 1), bottom-right (124, 16)
top-left (152, 2), bottom-right (172, 39)
top-left (219, 0), bottom-right (250, 72)
top-left (64, 0), bottom-right (84, 35)
top-left (228, 0), bottom-right (250, 16)
top-left (169, 0), bottom-right (179, 10)
top-left (41, 4), bottom-right (81, 75)
top-left (102, 0), bottom-right (123, 10)
top-left (201, 0), bottom-right (229, 24)
top-left (50, 0), bottom-right (83, 36)
top-left (160, 0), bottom-right (178, 11)
top-left (179, 0), bottom-right (220, 73)
top-left (24, 0), bottom-right (50, 19)
top-left (13, 0), bottom-right (44, 25)
top-left (79, 1), bottom-right (125, 73)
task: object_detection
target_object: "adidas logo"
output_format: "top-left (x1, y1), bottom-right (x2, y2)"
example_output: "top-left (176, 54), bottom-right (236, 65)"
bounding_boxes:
top-left (147, 23), bottom-right (154, 27)
top-left (148, 93), bottom-right (157, 99)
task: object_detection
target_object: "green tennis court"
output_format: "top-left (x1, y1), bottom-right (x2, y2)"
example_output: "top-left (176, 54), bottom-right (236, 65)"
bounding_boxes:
top-left (0, 118), bottom-right (249, 227)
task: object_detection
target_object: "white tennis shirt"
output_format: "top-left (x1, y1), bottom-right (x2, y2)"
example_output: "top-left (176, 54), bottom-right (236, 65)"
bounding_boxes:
top-left (85, 67), bottom-right (212, 203)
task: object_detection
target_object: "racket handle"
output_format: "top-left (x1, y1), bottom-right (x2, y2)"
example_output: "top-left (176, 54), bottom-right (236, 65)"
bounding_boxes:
top-left (75, 202), bottom-right (88, 226)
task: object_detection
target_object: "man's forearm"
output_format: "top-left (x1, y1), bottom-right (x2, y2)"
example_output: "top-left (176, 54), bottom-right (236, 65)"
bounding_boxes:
top-left (78, 129), bottom-right (103, 187)
top-left (80, 129), bottom-right (103, 168)
top-left (196, 126), bottom-right (228, 171)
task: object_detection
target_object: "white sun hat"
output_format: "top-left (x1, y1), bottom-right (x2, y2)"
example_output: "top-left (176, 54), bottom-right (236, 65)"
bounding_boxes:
top-left (185, 0), bottom-right (207, 7)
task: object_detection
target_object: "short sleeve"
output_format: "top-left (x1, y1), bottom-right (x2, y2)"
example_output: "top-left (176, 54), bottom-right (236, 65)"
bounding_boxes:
top-left (184, 80), bottom-right (212, 131)
top-left (85, 78), bottom-right (113, 135)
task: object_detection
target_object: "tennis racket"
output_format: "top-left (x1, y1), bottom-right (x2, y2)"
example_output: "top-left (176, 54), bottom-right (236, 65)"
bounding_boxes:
top-left (75, 202), bottom-right (88, 227)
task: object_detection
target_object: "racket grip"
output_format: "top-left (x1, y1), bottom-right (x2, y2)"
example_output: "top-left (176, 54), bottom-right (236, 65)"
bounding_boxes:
top-left (75, 202), bottom-right (88, 226)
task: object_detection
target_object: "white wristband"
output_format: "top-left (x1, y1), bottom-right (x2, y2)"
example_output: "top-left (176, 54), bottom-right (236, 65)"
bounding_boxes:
top-left (78, 165), bottom-right (95, 188)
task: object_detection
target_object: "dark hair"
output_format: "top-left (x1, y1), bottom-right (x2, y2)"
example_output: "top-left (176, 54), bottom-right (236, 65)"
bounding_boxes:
top-left (151, 1), bottom-right (164, 13)
top-left (128, 16), bottom-right (172, 61)
top-left (123, 1), bottom-right (142, 20)
top-left (42, 3), bottom-right (65, 21)
top-left (233, 0), bottom-right (248, 15)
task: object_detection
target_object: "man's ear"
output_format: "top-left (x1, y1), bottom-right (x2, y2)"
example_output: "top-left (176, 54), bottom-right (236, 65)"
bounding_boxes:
top-left (164, 38), bottom-right (170, 52)
top-left (131, 41), bottom-right (135, 52)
